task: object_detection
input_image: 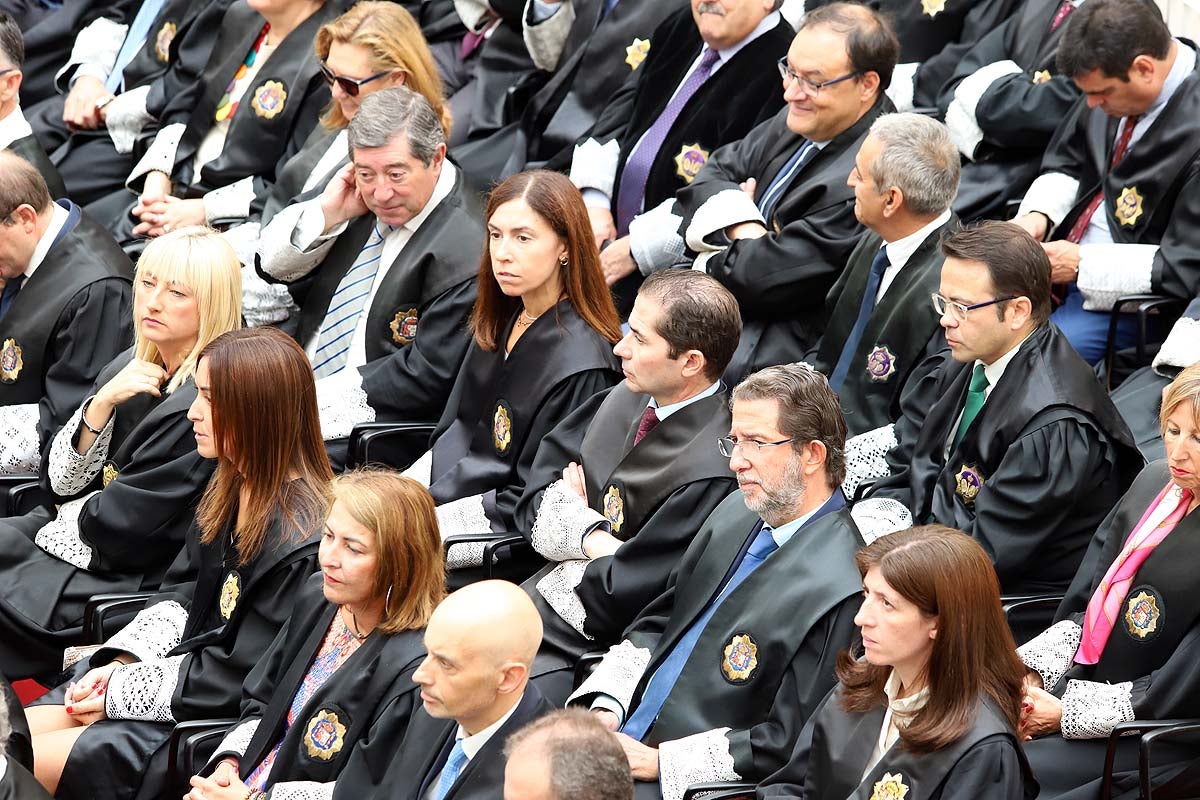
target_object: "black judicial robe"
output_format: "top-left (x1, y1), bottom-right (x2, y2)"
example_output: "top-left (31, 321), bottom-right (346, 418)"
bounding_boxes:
top-left (809, 219), bottom-right (956, 437)
top-left (428, 301), bottom-right (621, 529)
top-left (937, 0), bottom-right (1082, 221)
top-left (573, 492), bottom-right (863, 797)
top-left (258, 126), bottom-right (344, 227)
top-left (1041, 51), bottom-right (1200, 304)
top-left (208, 574), bottom-right (428, 793)
top-left (869, 323), bottom-right (1142, 594)
top-left (49, 509), bottom-right (322, 800)
top-left (515, 384), bottom-right (736, 673)
top-left (674, 98), bottom-right (890, 383)
top-left (0, 202), bottom-right (132, 452)
top-left (0, 358), bottom-right (211, 680)
top-left (16, 0), bottom-right (140, 107)
top-left (759, 687), bottom-right (1036, 800)
top-left (7, 134), bottom-right (66, 198)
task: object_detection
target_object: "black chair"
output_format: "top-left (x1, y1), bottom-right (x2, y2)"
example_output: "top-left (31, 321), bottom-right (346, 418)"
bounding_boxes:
top-left (345, 421), bottom-right (436, 471)
top-left (165, 718), bottom-right (239, 798)
top-left (5, 479), bottom-right (52, 516)
top-left (82, 593), bottom-right (154, 642)
top-left (573, 650), bottom-right (606, 690)
top-left (1001, 594), bottom-right (1064, 646)
top-left (441, 531), bottom-right (544, 590)
top-left (1103, 294), bottom-right (1184, 390)
top-left (1098, 719), bottom-right (1200, 800)
top-left (1139, 719), bottom-right (1200, 800)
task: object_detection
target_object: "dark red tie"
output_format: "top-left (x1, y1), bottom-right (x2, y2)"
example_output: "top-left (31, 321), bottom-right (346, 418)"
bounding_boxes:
top-left (633, 406), bottom-right (659, 446)
top-left (1050, 0), bottom-right (1075, 32)
top-left (1066, 115), bottom-right (1140, 243)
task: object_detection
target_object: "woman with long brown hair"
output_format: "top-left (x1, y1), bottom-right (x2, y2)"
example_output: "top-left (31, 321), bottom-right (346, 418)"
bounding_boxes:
top-left (412, 169), bottom-right (621, 566)
top-left (760, 525), bottom-right (1035, 799)
top-left (24, 327), bottom-right (333, 800)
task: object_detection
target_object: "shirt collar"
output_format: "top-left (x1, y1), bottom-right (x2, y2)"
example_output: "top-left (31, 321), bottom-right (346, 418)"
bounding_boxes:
top-left (763, 493), bottom-right (832, 548)
top-left (400, 161), bottom-right (456, 234)
top-left (883, 670), bottom-right (930, 718)
top-left (976, 331), bottom-right (1032, 392)
top-left (455, 694), bottom-right (523, 760)
top-left (26, 201), bottom-right (70, 281)
top-left (648, 380), bottom-right (721, 421)
top-left (0, 105), bottom-right (32, 150)
top-left (706, 11), bottom-right (780, 66)
top-left (882, 209), bottom-right (952, 270)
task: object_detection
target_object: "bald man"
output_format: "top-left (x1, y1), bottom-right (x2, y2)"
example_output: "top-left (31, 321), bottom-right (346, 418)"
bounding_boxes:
top-left (333, 581), bottom-right (554, 800)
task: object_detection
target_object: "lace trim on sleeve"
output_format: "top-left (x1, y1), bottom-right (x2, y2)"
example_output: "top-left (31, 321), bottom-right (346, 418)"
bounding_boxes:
top-left (841, 423), bottom-right (897, 499)
top-left (944, 59), bottom-right (1022, 159)
top-left (213, 718), bottom-right (261, 761)
top-left (34, 493), bottom-right (100, 569)
top-left (56, 17), bottom-right (128, 90)
top-left (105, 84), bottom-right (154, 154)
top-left (569, 138), bottom-right (621, 197)
top-left (1060, 679), bottom-right (1135, 739)
top-left (239, 260), bottom-right (297, 327)
top-left (103, 601), bottom-right (188, 663)
top-left (1017, 619), bottom-right (1082, 691)
top-left (850, 498), bottom-right (912, 545)
top-left (1077, 244), bottom-right (1158, 312)
top-left (658, 728), bottom-right (740, 800)
top-left (104, 654), bottom-right (185, 722)
top-left (629, 199), bottom-right (686, 274)
top-left (204, 176), bottom-right (256, 225)
top-left (403, 449), bottom-right (433, 487)
top-left (48, 398), bottom-right (114, 496)
top-left (531, 480), bottom-right (606, 561)
top-left (536, 560), bottom-right (592, 639)
top-left (886, 62), bottom-right (918, 113)
top-left (1153, 316), bottom-right (1200, 374)
top-left (127, 122), bottom-right (186, 188)
top-left (568, 639), bottom-right (652, 713)
top-left (439, 494), bottom-right (493, 570)
top-left (1016, 172), bottom-right (1081, 228)
top-left (316, 369), bottom-right (376, 441)
top-left (268, 782), bottom-right (335, 800)
top-left (0, 402), bottom-right (42, 475)
top-left (684, 189), bottom-right (764, 254)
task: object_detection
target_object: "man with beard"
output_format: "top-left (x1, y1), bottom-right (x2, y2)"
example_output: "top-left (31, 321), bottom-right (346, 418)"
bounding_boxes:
top-left (567, 363), bottom-right (864, 800)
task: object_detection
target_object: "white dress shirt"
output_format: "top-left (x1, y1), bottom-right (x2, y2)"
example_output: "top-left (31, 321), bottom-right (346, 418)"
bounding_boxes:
top-left (878, 209), bottom-right (953, 301)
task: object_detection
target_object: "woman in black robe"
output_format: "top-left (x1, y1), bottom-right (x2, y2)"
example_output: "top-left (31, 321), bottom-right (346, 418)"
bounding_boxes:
top-left (416, 170), bottom-right (622, 567)
top-left (0, 227), bottom-right (243, 681)
top-left (760, 525), bottom-right (1035, 800)
top-left (24, 327), bottom-right (334, 800)
top-left (184, 470), bottom-right (444, 800)
top-left (1018, 362), bottom-right (1200, 799)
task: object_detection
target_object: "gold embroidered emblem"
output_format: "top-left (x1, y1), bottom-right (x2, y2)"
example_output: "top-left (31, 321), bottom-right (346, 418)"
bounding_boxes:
top-left (155, 22), bottom-right (177, 62)
top-left (389, 308), bottom-right (419, 345)
top-left (1125, 590), bottom-right (1161, 638)
top-left (0, 338), bottom-right (23, 384)
top-left (304, 709), bottom-right (347, 760)
top-left (921, 0), bottom-right (945, 17)
top-left (721, 633), bottom-right (758, 683)
top-left (102, 462), bottom-right (119, 487)
top-left (674, 143), bottom-right (710, 184)
top-left (1033, 70), bottom-right (1052, 85)
top-left (954, 464), bottom-right (984, 505)
top-left (603, 485), bottom-right (625, 533)
top-left (625, 38), bottom-right (650, 70)
top-left (251, 80), bottom-right (287, 120)
top-left (219, 572), bottom-right (240, 620)
top-left (493, 403), bottom-right (513, 455)
top-left (1114, 186), bottom-right (1145, 227)
top-left (871, 772), bottom-right (910, 800)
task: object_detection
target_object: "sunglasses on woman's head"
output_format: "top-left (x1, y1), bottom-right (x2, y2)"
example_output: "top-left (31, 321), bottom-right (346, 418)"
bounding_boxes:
top-left (319, 63), bottom-right (391, 97)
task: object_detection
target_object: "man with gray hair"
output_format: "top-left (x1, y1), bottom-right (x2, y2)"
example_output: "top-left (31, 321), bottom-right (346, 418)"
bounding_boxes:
top-left (257, 86), bottom-right (483, 467)
top-left (503, 708), bottom-right (634, 800)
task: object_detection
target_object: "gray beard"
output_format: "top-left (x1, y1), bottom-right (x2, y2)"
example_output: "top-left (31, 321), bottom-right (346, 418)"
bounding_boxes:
top-left (741, 456), bottom-right (806, 528)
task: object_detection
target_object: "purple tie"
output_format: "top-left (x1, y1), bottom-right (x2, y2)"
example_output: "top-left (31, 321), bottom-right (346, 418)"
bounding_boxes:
top-left (1050, 0), bottom-right (1075, 32)
top-left (615, 47), bottom-right (722, 235)
top-left (633, 406), bottom-right (659, 446)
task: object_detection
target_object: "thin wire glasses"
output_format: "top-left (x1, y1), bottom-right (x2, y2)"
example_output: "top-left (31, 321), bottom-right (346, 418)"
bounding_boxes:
top-left (717, 436), bottom-right (797, 457)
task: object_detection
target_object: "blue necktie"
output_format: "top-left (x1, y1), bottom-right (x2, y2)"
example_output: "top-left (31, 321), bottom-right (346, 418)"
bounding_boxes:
top-left (756, 141), bottom-right (816, 224)
top-left (602, 0), bottom-right (620, 19)
top-left (433, 739), bottom-right (468, 800)
top-left (312, 221), bottom-right (392, 378)
top-left (0, 275), bottom-right (26, 321)
top-left (829, 247), bottom-right (890, 392)
top-left (105, 0), bottom-right (170, 93)
top-left (621, 525), bottom-right (779, 741)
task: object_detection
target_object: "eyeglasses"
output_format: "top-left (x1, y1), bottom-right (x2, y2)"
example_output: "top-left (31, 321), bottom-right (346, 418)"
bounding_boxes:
top-left (776, 58), bottom-right (860, 94)
top-left (930, 292), bottom-right (1018, 322)
top-left (0, 69), bottom-right (16, 78)
top-left (319, 63), bottom-right (391, 97)
top-left (717, 436), bottom-right (796, 457)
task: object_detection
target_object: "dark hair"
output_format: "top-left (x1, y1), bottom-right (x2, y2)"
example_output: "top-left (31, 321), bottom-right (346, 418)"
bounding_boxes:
top-left (941, 222), bottom-right (1052, 326)
top-left (1057, 0), bottom-right (1170, 80)
top-left (196, 328), bottom-right (334, 564)
top-left (731, 363), bottom-right (847, 487)
top-left (0, 151), bottom-right (51, 220)
top-left (798, 2), bottom-right (900, 91)
top-left (837, 526), bottom-right (1026, 752)
top-left (504, 708), bottom-right (634, 800)
top-left (638, 270), bottom-right (741, 382)
top-left (0, 12), bottom-right (21, 67)
top-left (471, 170), bottom-right (621, 351)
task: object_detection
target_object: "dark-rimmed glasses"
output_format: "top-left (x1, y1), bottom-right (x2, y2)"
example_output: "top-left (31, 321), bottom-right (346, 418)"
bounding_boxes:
top-left (931, 292), bottom-right (1018, 322)
top-left (319, 63), bottom-right (391, 97)
top-left (776, 58), bottom-right (860, 94)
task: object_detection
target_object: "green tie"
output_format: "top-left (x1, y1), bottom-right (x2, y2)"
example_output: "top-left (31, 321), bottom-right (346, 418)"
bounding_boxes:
top-left (951, 364), bottom-right (989, 454)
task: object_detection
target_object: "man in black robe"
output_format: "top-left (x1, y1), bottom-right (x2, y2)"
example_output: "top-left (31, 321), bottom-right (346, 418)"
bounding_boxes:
top-left (569, 363), bottom-right (865, 800)
top-left (937, 0), bottom-right (1085, 221)
top-left (515, 270), bottom-right (740, 703)
top-left (601, 3), bottom-right (898, 383)
top-left (859, 223), bottom-right (1141, 595)
top-left (256, 88), bottom-right (482, 469)
top-left (503, 709), bottom-right (635, 800)
top-left (0, 13), bottom-right (64, 197)
top-left (1011, 0), bottom-right (1200, 365)
top-left (0, 152), bottom-right (133, 475)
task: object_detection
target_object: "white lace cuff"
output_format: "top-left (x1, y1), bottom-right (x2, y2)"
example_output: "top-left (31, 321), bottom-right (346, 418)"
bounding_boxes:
top-left (103, 601), bottom-right (188, 663)
top-left (886, 62), bottom-right (918, 113)
top-left (439, 494), bottom-right (493, 569)
top-left (240, 262), bottom-right (296, 327)
top-left (531, 480), bottom-right (606, 561)
top-left (522, 0), bottom-right (575, 72)
top-left (629, 199), bottom-right (686, 274)
top-left (1018, 619), bottom-right (1082, 691)
top-left (658, 728), bottom-right (740, 800)
top-left (0, 402), bottom-right (42, 475)
top-left (34, 493), bottom-right (99, 570)
top-left (48, 398), bottom-right (115, 496)
top-left (213, 718), bottom-right (261, 761)
top-left (1017, 171), bottom-right (1081, 228)
top-left (1077, 244), bottom-right (1157, 312)
top-left (851, 497), bottom-right (912, 545)
top-left (841, 423), bottom-right (897, 499)
top-left (1153, 316), bottom-right (1200, 373)
top-left (454, 0), bottom-right (491, 31)
top-left (685, 189), bottom-right (764, 253)
top-left (568, 639), bottom-right (652, 713)
top-left (316, 369), bottom-right (376, 441)
top-left (944, 59), bottom-right (1022, 159)
top-left (255, 201), bottom-right (335, 283)
top-left (105, 85), bottom-right (154, 154)
top-left (1060, 679), bottom-right (1135, 739)
top-left (268, 782), bottom-right (335, 800)
top-left (56, 18), bottom-right (128, 90)
top-left (204, 176), bottom-right (256, 224)
top-left (570, 138), bottom-right (621, 198)
top-left (127, 122), bottom-right (186, 189)
top-left (403, 449), bottom-right (433, 487)
top-left (536, 560), bottom-right (592, 639)
top-left (105, 654), bottom-right (184, 722)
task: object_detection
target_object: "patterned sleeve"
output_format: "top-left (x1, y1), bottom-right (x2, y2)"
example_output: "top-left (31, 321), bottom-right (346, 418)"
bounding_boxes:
top-left (1018, 619), bottom-right (1083, 691)
top-left (567, 639), bottom-right (652, 716)
top-left (1060, 679), bottom-right (1134, 739)
top-left (104, 654), bottom-right (187, 723)
top-left (102, 601), bottom-right (189, 663)
top-left (0, 403), bottom-right (43, 475)
top-left (658, 728), bottom-right (741, 800)
top-left (47, 398), bottom-right (115, 496)
top-left (268, 783), bottom-right (335, 800)
top-left (530, 480), bottom-right (607, 561)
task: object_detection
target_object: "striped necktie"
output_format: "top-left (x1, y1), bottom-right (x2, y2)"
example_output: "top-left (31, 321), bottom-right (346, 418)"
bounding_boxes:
top-left (312, 221), bottom-right (392, 378)
top-left (757, 141), bottom-right (816, 225)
